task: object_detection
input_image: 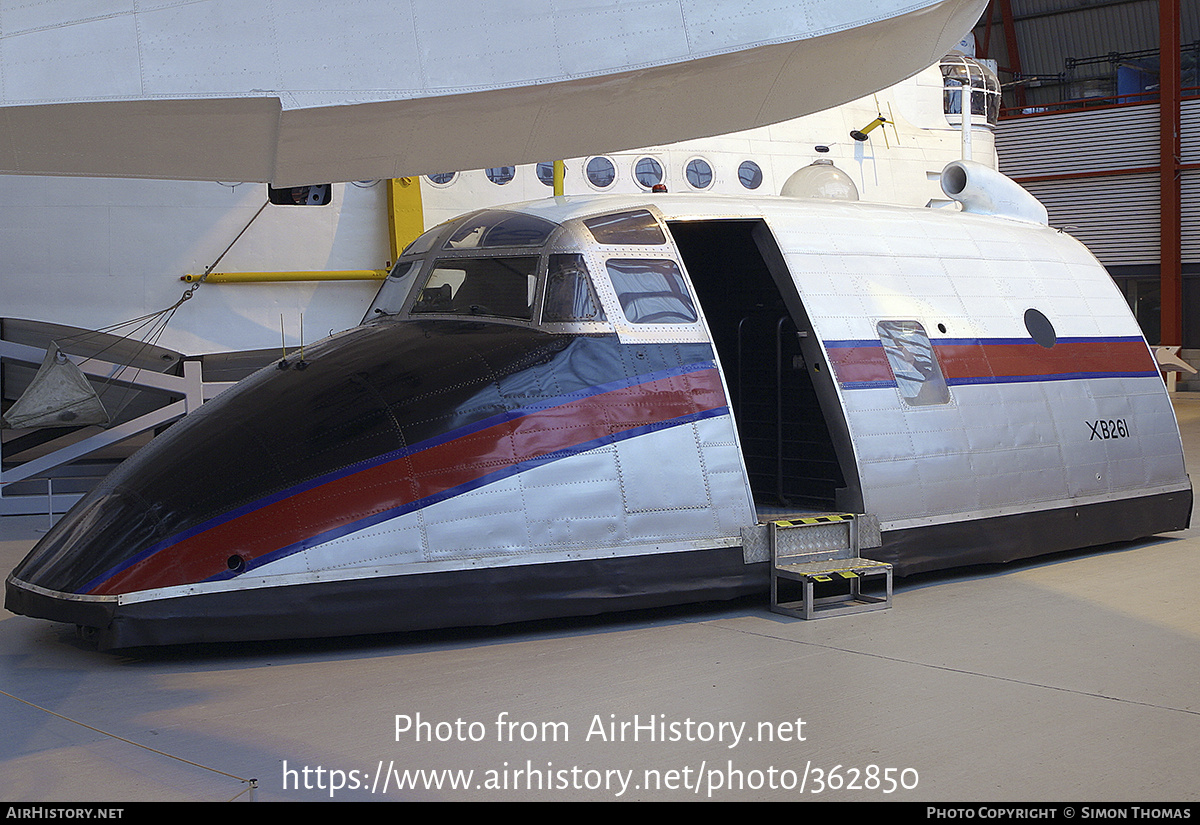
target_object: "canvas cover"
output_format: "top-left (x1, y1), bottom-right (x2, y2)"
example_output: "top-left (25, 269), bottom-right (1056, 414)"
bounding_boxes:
top-left (2, 343), bottom-right (109, 429)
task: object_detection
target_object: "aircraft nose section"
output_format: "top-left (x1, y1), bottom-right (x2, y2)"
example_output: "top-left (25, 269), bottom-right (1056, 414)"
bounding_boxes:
top-left (5, 484), bottom-right (179, 629)
top-left (9, 488), bottom-right (168, 595)
top-left (6, 321), bottom-right (570, 613)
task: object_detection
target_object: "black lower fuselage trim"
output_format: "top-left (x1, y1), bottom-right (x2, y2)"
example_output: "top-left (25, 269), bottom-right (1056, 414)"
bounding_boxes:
top-left (868, 488), bottom-right (1193, 575)
top-left (9, 546), bottom-right (766, 650)
top-left (7, 488), bottom-right (1189, 649)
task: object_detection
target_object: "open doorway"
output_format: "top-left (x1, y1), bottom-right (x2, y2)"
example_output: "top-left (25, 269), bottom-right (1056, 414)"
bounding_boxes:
top-left (667, 220), bottom-right (849, 511)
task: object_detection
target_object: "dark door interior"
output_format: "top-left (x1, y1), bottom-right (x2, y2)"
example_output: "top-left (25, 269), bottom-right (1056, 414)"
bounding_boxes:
top-left (667, 219), bottom-right (848, 510)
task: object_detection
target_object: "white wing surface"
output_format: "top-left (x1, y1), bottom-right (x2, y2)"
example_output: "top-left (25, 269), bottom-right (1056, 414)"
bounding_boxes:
top-left (0, 0), bottom-right (986, 184)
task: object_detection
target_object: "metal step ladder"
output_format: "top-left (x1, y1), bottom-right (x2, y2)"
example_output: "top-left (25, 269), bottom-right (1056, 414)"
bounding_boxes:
top-left (768, 515), bottom-right (892, 620)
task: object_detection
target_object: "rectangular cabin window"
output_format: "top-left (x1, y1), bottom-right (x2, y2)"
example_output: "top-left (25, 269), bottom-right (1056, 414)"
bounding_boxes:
top-left (876, 320), bottom-right (950, 406)
top-left (267, 184), bottom-right (331, 205)
top-left (605, 259), bottom-right (697, 324)
top-left (544, 254), bottom-right (606, 322)
top-left (411, 257), bottom-right (538, 320)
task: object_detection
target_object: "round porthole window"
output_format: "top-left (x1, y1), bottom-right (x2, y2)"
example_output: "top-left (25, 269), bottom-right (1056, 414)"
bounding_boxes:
top-left (486, 167), bottom-right (515, 185)
top-left (738, 160), bottom-right (763, 190)
top-left (586, 156), bottom-right (617, 188)
top-left (685, 158), bottom-right (713, 189)
top-left (634, 157), bottom-right (664, 189)
top-left (536, 162), bottom-right (555, 187)
top-left (1024, 308), bottom-right (1057, 348)
top-left (426, 172), bottom-right (457, 186)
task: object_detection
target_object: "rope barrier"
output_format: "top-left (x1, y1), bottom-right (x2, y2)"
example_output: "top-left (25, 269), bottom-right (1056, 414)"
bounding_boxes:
top-left (1, 688), bottom-right (257, 800)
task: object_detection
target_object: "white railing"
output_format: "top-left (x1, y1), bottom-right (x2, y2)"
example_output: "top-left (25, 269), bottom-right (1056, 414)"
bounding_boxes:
top-left (0, 339), bottom-right (234, 517)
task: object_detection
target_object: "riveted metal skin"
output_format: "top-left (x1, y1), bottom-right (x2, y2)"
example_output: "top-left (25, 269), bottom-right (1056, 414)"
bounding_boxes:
top-left (7, 191), bottom-right (1191, 648)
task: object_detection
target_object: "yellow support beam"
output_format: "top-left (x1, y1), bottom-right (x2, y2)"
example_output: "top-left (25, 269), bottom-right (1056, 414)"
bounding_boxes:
top-left (387, 176), bottom-right (425, 261)
top-left (182, 270), bottom-right (388, 283)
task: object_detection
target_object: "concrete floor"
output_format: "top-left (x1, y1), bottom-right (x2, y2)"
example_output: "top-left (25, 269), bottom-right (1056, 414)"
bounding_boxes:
top-left (2, 401), bottom-right (1199, 802)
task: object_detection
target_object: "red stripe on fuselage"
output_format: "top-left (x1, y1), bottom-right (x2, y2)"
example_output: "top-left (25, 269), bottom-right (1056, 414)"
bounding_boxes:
top-left (828, 338), bottom-right (1155, 386)
top-left (935, 340), bottom-right (1154, 381)
top-left (90, 368), bottom-right (727, 595)
top-left (826, 346), bottom-right (892, 384)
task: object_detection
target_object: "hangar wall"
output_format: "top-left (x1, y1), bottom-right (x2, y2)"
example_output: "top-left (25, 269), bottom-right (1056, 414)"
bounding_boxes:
top-left (976, 0), bottom-right (1198, 358)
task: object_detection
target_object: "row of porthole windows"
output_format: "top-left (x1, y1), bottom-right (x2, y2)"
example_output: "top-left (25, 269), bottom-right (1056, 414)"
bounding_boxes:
top-left (426, 158), bottom-right (764, 191)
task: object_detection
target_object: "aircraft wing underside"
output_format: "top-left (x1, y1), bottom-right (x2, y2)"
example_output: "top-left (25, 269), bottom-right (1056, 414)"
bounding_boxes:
top-left (0, 0), bottom-right (988, 185)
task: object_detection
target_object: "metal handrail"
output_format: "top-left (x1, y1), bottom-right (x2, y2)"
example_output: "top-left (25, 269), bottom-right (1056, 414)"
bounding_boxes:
top-left (1000, 85), bottom-right (1200, 119)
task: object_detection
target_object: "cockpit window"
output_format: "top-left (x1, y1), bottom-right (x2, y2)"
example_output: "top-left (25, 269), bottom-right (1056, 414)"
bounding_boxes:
top-left (444, 210), bottom-right (558, 249)
top-left (544, 255), bottom-right (606, 323)
top-left (401, 224), bottom-right (445, 257)
top-left (583, 210), bottom-right (666, 245)
top-left (411, 257), bottom-right (539, 320)
top-left (605, 259), bottom-right (697, 324)
top-left (367, 259), bottom-right (422, 318)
